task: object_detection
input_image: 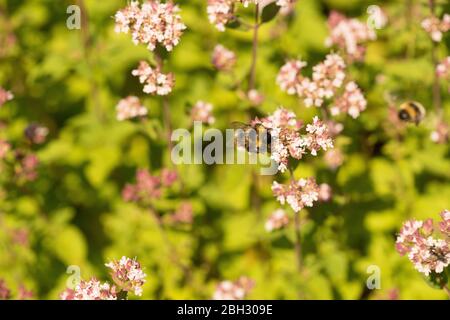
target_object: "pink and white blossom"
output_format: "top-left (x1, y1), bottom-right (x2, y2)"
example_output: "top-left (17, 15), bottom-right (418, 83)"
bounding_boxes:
top-left (213, 276), bottom-right (254, 300)
top-left (265, 209), bottom-right (289, 232)
top-left (116, 96), bottom-right (148, 121)
top-left (191, 101), bottom-right (215, 125)
top-left (212, 44), bottom-right (237, 71)
top-left (132, 61), bottom-right (174, 95)
top-left (105, 256), bottom-right (147, 296)
top-left (272, 177), bottom-right (320, 212)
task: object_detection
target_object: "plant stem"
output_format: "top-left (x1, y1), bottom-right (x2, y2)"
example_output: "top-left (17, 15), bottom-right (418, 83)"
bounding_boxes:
top-left (444, 285), bottom-right (450, 299)
top-left (154, 54), bottom-right (173, 158)
top-left (248, 4), bottom-right (260, 91)
top-left (289, 165), bottom-right (302, 272)
top-left (429, 0), bottom-right (442, 118)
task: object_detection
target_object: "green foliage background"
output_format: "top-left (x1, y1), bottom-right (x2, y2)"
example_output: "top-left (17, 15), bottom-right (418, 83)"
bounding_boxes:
top-left (0, 0), bottom-right (449, 299)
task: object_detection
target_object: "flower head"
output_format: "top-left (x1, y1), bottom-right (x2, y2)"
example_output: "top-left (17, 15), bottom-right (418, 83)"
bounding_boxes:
top-left (116, 96), bottom-right (147, 121)
top-left (105, 256), bottom-right (147, 296)
top-left (430, 121), bottom-right (449, 144)
top-left (330, 81), bottom-right (367, 119)
top-left (272, 177), bottom-right (319, 212)
top-left (0, 87), bottom-right (13, 107)
top-left (207, 0), bottom-right (234, 32)
top-left (132, 61), bottom-right (174, 95)
top-left (191, 101), bottom-right (215, 125)
top-left (276, 60), bottom-right (307, 95)
top-left (265, 209), bottom-right (289, 232)
top-left (212, 44), bottom-right (236, 71)
top-left (213, 276), bottom-right (254, 300)
top-left (115, 1), bottom-right (186, 51)
top-left (61, 278), bottom-right (117, 300)
top-left (24, 123), bottom-right (49, 144)
top-left (421, 14), bottom-right (450, 42)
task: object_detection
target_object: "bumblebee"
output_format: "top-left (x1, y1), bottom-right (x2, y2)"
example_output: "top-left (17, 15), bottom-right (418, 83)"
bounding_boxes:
top-left (231, 121), bottom-right (272, 153)
top-left (398, 101), bottom-right (426, 125)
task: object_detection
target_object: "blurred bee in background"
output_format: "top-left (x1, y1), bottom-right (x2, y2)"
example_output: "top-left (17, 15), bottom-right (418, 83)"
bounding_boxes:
top-left (231, 121), bottom-right (272, 153)
top-left (398, 101), bottom-right (426, 125)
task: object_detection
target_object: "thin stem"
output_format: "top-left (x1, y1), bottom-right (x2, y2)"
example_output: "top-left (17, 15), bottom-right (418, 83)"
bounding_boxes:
top-left (289, 165), bottom-right (302, 272)
top-left (248, 4), bottom-right (260, 90)
top-left (444, 285), bottom-right (450, 299)
top-left (154, 54), bottom-right (173, 157)
top-left (429, 0), bottom-right (442, 118)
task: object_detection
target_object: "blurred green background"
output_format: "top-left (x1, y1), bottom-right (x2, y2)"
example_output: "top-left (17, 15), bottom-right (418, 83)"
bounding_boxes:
top-left (0, 0), bottom-right (449, 299)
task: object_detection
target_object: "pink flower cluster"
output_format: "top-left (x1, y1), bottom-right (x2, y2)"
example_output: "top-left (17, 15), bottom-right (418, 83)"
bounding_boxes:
top-left (330, 81), bottom-right (367, 119)
top-left (396, 210), bottom-right (450, 276)
top-left (277, 54), bottom-right (367, 118)
top-left (0, 279), bottom-right (11, 300)
top-left (207, 0), bottom-right (234, 32)
top-left (0, 87), bottom-right (13, 107)
top-left (430, 121), bottom-right (449, 144)
top-left (169, 202), bottom-right (193, 224)
top-left (0, 140), bottom-right (11, 159)
top-left (191, 101), bottom-right (215, 125)
top-left (259, 108), bottom-right (333, 172)
top-left (122, 168), bottom-right (177, 204)
top-left (318, 183), bottom-right (332, 202)
top-left (212, 44), bottom-right (236, 71)
top-left (436, 56), bottom-right (450, 79)
top-left (213, 276), bottom-right (255, 300)
top-left (16, 153), bottom-right (39, 182)
top-left (265, 209), bottom-right (289, 232)
top-left (324, 148), bottom-right (344, 170)
top-left (105, 256), bottom-right (147, 296)
top-left (24, 123), bottom-right (49, 144)
top-left (421, 14), bottom-right (450, 42)
top-left (114, 1), bottom-right (186, 52)
top-left (116, 96), bottom-right (148, 121)
top-left (325, 11), bottom-right (376, 61)
top-left (61, 278), bottom-right (117, 300)
top-left (132, 61), bottom-right (174, 95)
top-left (272, 177), bottom-right (319, 212)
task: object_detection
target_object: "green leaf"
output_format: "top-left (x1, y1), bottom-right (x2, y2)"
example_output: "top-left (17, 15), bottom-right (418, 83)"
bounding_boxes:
top-left (260, 2), bottom-right (280, 24)
top-left (424, 272), bottom-right (448, 289)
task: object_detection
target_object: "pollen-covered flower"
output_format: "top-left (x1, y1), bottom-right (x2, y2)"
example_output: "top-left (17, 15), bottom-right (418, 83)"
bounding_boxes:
top-left (132, 61), bottom-right (174, 95)
top-left (265, 209), bottom-right (289, 232)
top-left (207, 0), bottom-right (234, 32)
top-left (272, 177), bottom-right (319, 212)
top-left (116, 96), bottom-right (148, 121)
top-left (212, 44), bottom-right (236, 71)
top-left (0, 87), bottom-right (13, 107)
top-left (115, 0), bottom-right (186, 52)
top-left (213, 276), bottom-right (254, 300)
top-left (430, 121), bottom-right (449, 144)
top-left (330, 81), bottom-right (367, 119)
top-left (325, 11), bottom-right (376, 61)
top-left (421, 14), bottom-right (450, 42)
top-left (396, 214), bottom-right (450, 277)
top-left (105, 256), bottom-right (147, 296)
top-left (191, 101), bottom-right (215, 125)
top-left (24, 123), bottom-right (49, 144)
top-left (276, 60), bottom-right (307, 95)
top-left (61, 278), bottom-right (117, 300)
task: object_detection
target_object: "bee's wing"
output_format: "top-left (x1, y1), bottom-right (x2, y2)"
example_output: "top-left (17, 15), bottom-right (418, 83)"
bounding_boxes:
top-left (230, 121), bottom-right (250, 130)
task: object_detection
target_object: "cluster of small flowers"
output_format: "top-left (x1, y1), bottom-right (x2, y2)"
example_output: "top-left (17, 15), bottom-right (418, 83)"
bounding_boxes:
top-left (24, 123), bottom-right (49, 144)
top-left (0, 140), bottom-right (10, 159)
top-left (277, 54), bottom-right (367, 118)
top-left (318, 183), bottom-right (332, 202)
top-left (324, 148), bottom-right (344, 170)
top-left (212, 44), bottom-right (236, 71)
top-left (246, 89), bottom-right (264, 106)
top-left (421, 14), bottom-right (450, 42)
top-left (265, 209), bottom-right (289, 232)
top-left (430, 121), bottom-right (449, 144)
top-left (213, 276), bottom-right (255, 300)
top-left (330, 81), bottom-right (367, 119)
top-left (122, 168), bottom-right (177, 204)
top-left (60, 257), bottom-right (146, 300)
top-left (191, 101), bottom-right (215, 125)
top-left (105, 256), bottom-right (147, 296)
top-left (114, 1), bottom-right (186, 52)
top-left (169, 202), bottom-right (193, 224)
top-left (61, 278), bottom-right (117, 300)
top-left (396, 210), bottom-right (450, 276)
top-left (116, 96), bottom-right (148, 121)
top-left (325, 11), bottom-right (376, 61)
top-left (132, 61), bottom-right (175, 95)
top-left (259, 108), bottom-right (332, 172)
top-left (15, 153), bottom-right (39, 182)
top-left (0, 87), bottom-right (13, 107)
top-left (272, 177), bottom-right (320, 212)
top-left (436, 56), bottom-right (450, 79)
top-left (0, 280), bottom-right (33, 300)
